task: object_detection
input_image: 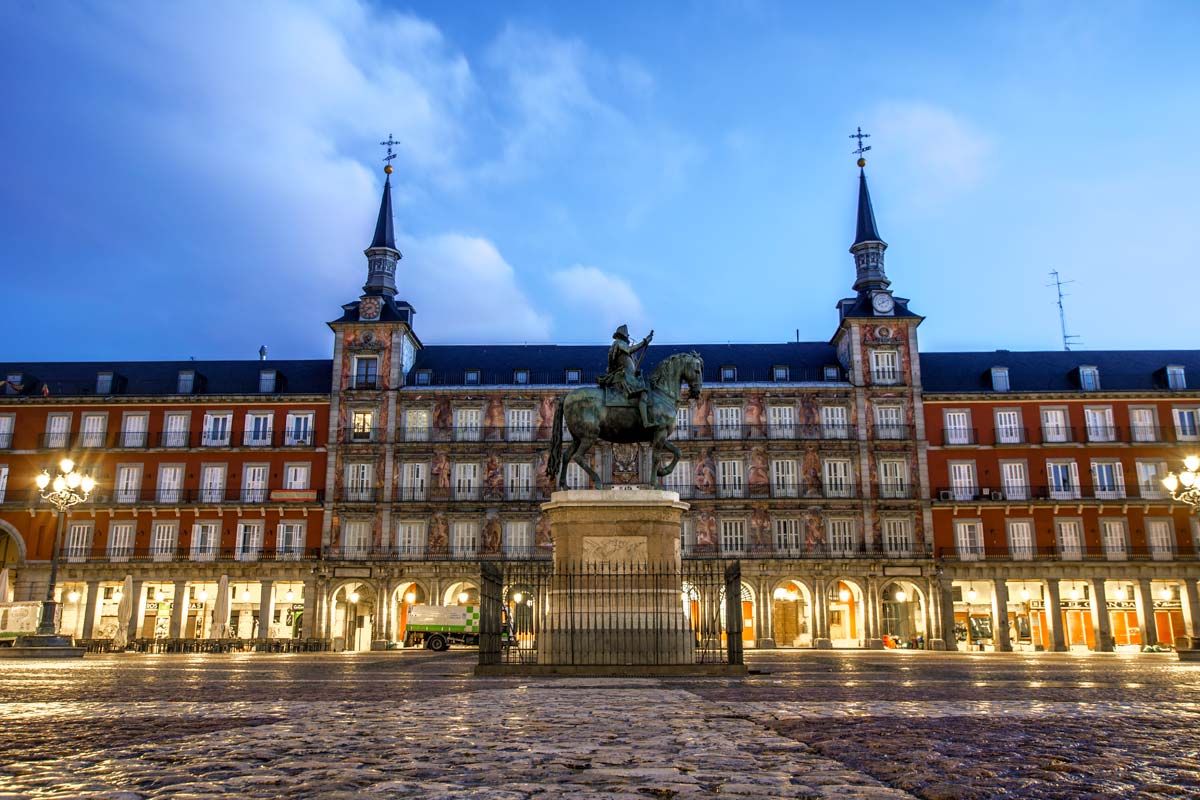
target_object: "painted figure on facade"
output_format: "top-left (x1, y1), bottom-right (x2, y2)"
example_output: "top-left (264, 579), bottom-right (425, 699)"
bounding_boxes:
top-left (546, 328), bottom-right (703, 489)
top-left (484, 454), bottom-right (504, 499)
top-left (694, 448), bottom-right (717, 495)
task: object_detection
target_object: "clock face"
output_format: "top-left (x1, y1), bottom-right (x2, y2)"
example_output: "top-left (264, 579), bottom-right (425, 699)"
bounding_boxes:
top-left (359, 297), bottom-right (381, 320)
top-left (872, 293), bottom-right (894, 313)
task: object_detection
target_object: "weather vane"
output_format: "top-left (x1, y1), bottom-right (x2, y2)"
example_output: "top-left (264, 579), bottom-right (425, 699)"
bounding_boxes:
top-left (380, 133), bottom-right (400, 165)
top-left (850, 126), bottom-right (872, 159)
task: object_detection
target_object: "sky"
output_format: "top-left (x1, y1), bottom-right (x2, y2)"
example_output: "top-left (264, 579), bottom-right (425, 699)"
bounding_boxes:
top-left (1, 0), bottom-right (1198, 361)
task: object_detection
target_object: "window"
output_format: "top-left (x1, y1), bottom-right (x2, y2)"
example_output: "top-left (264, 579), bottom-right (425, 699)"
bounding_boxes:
top-left (882, 518), bottom-right (912, 556)
top-left (944, 410), bottom-right (971, 445)
top-left (720, 366), bottom-right (737, 382)
top-left (150, 521), bottom-right (177, 561)
top-left (45, 413), bottom-right (70, 449)
top-left (870, 350), bottom-right (899, 384)
top-left (259, 370), bottom-right (277, 393)
top-left (821, 405), bottom-right (849, 439)
top-left (162, 412), bottom-right (189, 447)
top-left (345, 463), bottom-right (373, 502)
top-left (674, 406), bottom-right (691, 439)
top-left (400, 462), bottom-right (427, 500)
top-left (1101, 519), bottom-right (1127, 560)
top-left (0, 415), bottom-right (12, 448)
top-left (451, 521), bottom-right (479, 557)
top-left (157, 465), bottom-right (184, 503)
top-left (503, 521), bottom-right (533, 558)
top-left (1130, 408), bottom-right (1157, 442)
top-left (823, 365), bottom-right (841, 382)
top-left (1084, 407), bottom-right (1115, 442)
top-left (772, 365), bottom-right (790, 382)
top-left (1174, 408), bottom-right (1199, 441)
top-left (1007, 520), bottom-right (1034, 560)
top-left (827, 518), bottom-right (857, 556)
top-left (715, 406), bottom-right (742, 439)
top-left (464, 369), bottom-right (480, 385)
top-left (720, 518), bottom-right (746, 555)
top-left (822, 458), bottom-right (852, 498)
top-left (1041, 408), bottom-right (1069, 443)
top-left (954, 520), bottom-right (983, 561)
top-left (1047, 460), bottom-right (1080, 500)
top-left (875, 405), bottom-right (904, 439)
top-left (242, 465), bottom-right (268, 503)
top-left (454, 462), bottom-right (480, 500)
top-left (96, 372), bottom-right (114, 395)
top-left (1136, 461), bottom-right (1167, 498)
top-left (878, 459), bottom-right (907, 498)
top-left (415, 370), bottom-right (432, 386)
top-left (990, 367), bottom-right (1010, 392)
top-left (403, 409), bottom-right (430, 442)
top-left (774, 518), bottom-right (802, 554)
top-left (202, 412), bottom-right (232, 446)
top-left (396, 520), bottom-right (426, 558)
top-left (662, 459), bottom-right (692, 497)
top-left (1090, 460), bottom-right (1125, 499)
top-left (1056, 520), bottom-right (1083, 560)
top-left (768, 405), bottom-right (795, 439)
top-left (120, 413), bottom-right (148, 448)
top-left (341, 520), bottom-right (371, 559)
top-left (455, 408), bottom-right (482, 441)
top-left (513, 369), bottom-right (530, 385)
top-left (1000, 461), bottom-right (1028, 501)
top-left (565, 369), bottom-right (582, 384)
top-left (771, 459), bottom-right (798, 498)
top-left (115, 465), bottom-right (142, 504)
top-left (191, 522), bottom-right (219, 561)
top-left (79, 413), bottom-right (106, 448)
top-left (718, 459), bottom-right (744, 498)
top-left (506, 462), bottom-right (532, 500)
top-left (284, 464), bottom-right (309, 490)
top-left (565, 462), bottom-right (588, 490)
top-left (0, 465), bottom-right (6, 503)
top-left (994, 410), bottom-right (1022, 444)
top-left (199, 465), bottom-right (226, 503)
top-left (177, 371), bottom-right (195, 394)
top-left (353, 356), bottom-right (378, 389)
top-left (680, 518), bottom-right (696, 556)
top-left (4, 372), bottom-right (22, 394)
top-left (108, 522), bottom-right (134, 561)
top-left (1167, 366), bottom-right (1187, 390)
top-left (243, 412), bottom-right (273, 446)
top-left (284, 412), bottom-right (314, 446)
top-left (278, 521), bottom-right (305, 559)
top-left (351, 410), bottom-right (374, 442)
top-left (507, 408), bottom-right (534, 442)
top-left (949, 462), bottom-right (977, 501)
top-left (235, 522), bottom-right (263, 561)
top-left (1147, 519), bottom-right (1175, 560)
top-left (1079, 366), bottom-right (1100, 391)
top-left (65, 522), bottom-right (93, 562)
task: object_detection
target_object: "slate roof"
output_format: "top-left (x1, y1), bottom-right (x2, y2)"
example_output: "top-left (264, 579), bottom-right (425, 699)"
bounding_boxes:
top-left (328, 297), bottom-right (416, 325)
top-left (920, 350), bottom-right (1200, 394)
top-left (369, 175), bottom-right (397, 251)
top-left (0, 360), bottom-right (332, 398)
top-left (405, 342), bottom-right (845, 387)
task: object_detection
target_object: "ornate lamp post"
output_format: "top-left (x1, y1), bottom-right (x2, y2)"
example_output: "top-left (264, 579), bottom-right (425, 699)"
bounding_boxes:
top-left (1162, 455), bottom-right (1200, 510)
top-left (33, 458), bottom-right (95, 638)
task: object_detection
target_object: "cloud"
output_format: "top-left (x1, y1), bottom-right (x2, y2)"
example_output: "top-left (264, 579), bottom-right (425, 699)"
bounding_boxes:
top-left (549, 265), bottom-right (647, 338)
top-left (870, 102), bottom-right (991, 206)
top-left (402, 234), bottom-right (551, 342)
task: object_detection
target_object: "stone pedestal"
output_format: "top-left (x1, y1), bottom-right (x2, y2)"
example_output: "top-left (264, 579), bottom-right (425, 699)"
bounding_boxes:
top-left (538, 489), bottom-right (693, 666)
top-left (813, 638), bottom-right (833, 649)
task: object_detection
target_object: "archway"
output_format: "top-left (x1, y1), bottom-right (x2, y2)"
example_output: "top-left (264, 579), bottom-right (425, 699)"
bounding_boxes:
top-left (330, 581), bottom-right (377, 652)
top-left (827, 578), bottom-right (865, 647)
top-left (879, 580), bottom-right (927, 648)
top-left (770, 579), bottom-right (814, 647)
top-left (718, 581), bottom-right (756, 647)
top-left (443, 580), bottom-right (478, 607)
top-left (390, 580), bottom-right (429, 645)
top-left (0, 521), bottom-right (26, 604)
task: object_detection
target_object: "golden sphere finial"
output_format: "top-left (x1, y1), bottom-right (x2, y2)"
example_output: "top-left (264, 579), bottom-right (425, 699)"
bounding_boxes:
top-left (857, 157), bottom-right (867, 168)
top-left (384, 164), bottom-right (394, 175)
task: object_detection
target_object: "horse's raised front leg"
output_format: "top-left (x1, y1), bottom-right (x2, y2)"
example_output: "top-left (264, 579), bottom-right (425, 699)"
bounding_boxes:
top-left (559, 437), bottom-right (583, 489)
top-left (655, 433), bottom-right (682, 481)
top-left (572, 437), bottom-right (604, 490)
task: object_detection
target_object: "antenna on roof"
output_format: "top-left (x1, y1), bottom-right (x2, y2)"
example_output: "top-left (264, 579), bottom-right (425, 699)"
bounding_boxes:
top-left (1046, 270), bottom-right (1081, 351)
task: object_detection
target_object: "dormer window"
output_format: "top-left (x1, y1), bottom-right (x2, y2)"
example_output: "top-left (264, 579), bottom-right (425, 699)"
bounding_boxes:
top-left (720, 366), bottom-right (737, 383)
top-left (565, 368), bottom-right (582, 384)
top-left (177, 370), bottom-right (195, 394)
top-left (96, 372), bottom-right (113, 395)
top-left (415, 370), bottom-right (431, 386)
top-left (1167, 365), bottom-right (1187, 390)
top-left (772, 365), bottom-right (790, 382)
top-left (259, 370), bottom-right (277, 393)
top-left (823, 365), bottom-right (840, 382)
top-left (3, 372), bottom-right (21, 394)
top-left (514, 369), bottom-right (530, 385)
top-left (990, 367), bottom-right (1010, 392)
top-left (1079, 366), bottom-right (1100, 391)
top-left (464, 370), bottom-right (481, 386)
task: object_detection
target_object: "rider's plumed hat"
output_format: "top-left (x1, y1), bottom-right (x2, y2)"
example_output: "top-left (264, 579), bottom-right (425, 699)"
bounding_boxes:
top-left (613, 324), bottom-right (630, 342)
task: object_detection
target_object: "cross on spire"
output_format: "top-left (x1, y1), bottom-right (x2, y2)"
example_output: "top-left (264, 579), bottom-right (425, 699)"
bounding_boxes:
top-left (380, 133), bottom-right (400, 165)
top-left (849, 126), bottom-right (872, 158)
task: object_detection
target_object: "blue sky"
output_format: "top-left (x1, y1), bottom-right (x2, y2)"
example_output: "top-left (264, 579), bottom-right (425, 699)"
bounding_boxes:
top-left (2, 1), bottom-right (1197, 360)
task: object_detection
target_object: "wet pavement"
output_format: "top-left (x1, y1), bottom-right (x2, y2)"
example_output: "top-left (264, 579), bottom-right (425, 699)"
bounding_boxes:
top-left (1, 650), bottom-right (1199, 798)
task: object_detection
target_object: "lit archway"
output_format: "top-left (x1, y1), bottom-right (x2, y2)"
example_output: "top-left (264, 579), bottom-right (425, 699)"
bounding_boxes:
top-left (770, 578), bottom-right (814, 647)
top-left (827, 578), bottom-right (865, 647)
top-left (879, 580), bottom-right (927, 647)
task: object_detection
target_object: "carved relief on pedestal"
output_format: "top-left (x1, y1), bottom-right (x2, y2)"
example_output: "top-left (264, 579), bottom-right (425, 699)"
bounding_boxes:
top-left (581, 535), bottom-right (648, 566)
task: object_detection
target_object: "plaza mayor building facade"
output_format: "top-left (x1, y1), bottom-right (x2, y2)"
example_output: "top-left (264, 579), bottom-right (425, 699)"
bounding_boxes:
top-left (1, 159), bottom-right (1198, 654)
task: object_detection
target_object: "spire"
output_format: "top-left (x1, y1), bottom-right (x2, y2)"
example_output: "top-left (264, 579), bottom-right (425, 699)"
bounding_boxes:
top-left (847, 127), bottom-right (889, 294)
top-left (853, 168), bottom-right (884, 245)
top-left (369, 172), bottom-right (396, 250)
top-left (362, 135), bottom-right (402, 297)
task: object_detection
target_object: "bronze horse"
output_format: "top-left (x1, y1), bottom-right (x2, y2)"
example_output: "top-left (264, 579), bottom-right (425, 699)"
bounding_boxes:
top-left (547, 351), bottom-right (704, 489)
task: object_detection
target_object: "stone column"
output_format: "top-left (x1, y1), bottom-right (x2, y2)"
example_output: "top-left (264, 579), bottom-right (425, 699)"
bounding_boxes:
top-left (301, 578), bottom-right (318, 638)
top-left (168, 581), bottom-right (188, 639)
top-left (1044, 579), bottom-right (1067, 652)
top-left (1180, 580), bottom-right (1200, 645)
top-left (756, 578), bottom-right (775, 648)
top-left (812, 577), bottom-right (831, 648)
top-left (937, 577), bottom-right (957, 651)
top-left (1135, 578), bottom-right (1158, 648)
top-left (991, 578), bottom-right (1012, 652)
top-left (80, 580), bottom-right (100, 639)
top-left (866, 578), bottom-right (884, 649)
top-left (127, 579), bottom-right (145, 641)
top-left (1089, 578), bottom-right (1114, 652)
top-left (258, 579), bottom-right (274, 641)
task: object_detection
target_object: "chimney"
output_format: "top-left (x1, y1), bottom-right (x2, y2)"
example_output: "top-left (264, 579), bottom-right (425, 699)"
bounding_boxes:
top-left (258, 345), bottom-right (267, 362)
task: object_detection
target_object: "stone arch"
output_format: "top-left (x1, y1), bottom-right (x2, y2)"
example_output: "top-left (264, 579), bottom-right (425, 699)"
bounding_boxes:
top-left (328, 579), bottom-right (378, 652)
top-left (878, 578), bottom-right (929, 645)
top-left (442, 579), bottom-right (479, 607)
top-left (769, 577), bottom-right (816, 648)
top-left (826, 576), bottom-right (867, 647)
top-left (0, 519), bottom-right (28, 565)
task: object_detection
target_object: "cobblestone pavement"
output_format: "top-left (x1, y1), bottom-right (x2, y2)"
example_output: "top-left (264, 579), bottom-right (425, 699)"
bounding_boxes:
top-left (0, 651), bottom-right (1198, 799)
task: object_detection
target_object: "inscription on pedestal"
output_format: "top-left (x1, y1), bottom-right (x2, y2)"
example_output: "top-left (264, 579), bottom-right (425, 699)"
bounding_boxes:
top-left (581, 535), bottom-right (648, 566)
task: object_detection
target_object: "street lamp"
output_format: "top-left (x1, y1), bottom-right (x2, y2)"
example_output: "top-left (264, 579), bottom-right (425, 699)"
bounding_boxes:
top-left (33, 458), bottom-right (95, 638)
top-left (1162, 455), bottom-right (1200, 509)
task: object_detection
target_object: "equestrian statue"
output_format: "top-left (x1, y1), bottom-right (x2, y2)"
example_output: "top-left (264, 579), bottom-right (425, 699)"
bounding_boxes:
top-left (547, 325), bottom-right (703, 489)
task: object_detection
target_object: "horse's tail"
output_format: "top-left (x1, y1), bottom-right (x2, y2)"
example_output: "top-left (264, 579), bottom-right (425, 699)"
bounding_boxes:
top-left (546, 395), bottom-right (565, 483)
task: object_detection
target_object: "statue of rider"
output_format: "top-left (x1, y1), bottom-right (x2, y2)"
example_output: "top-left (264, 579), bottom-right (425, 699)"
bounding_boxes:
top-left (599, 324), bottom-right (654, 427)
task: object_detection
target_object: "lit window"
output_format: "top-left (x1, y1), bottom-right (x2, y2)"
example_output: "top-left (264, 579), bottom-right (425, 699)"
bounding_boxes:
top-left (772, 365), bottom-right (789, 382)
top-left (565, 369), bottom-right (582, 384)
top-left (96, 372), bottom-right (113, 395)
top-left (1079, 366), bottom-right (1100, 391)
top-left (1167, 366), bottom-right (1186, 390)
top-left (990, 367), bottom-right (1009, 392)
top-left (177, 371), bottom-right (195, 394)
top-left (351, 410), bottom-right (374, 441)
top-left (514, 369), bottom-right (530, 385)
top-left (464, 370), bottom-right (480, 385)
top-left (720, 366), bottom-right (736, 382)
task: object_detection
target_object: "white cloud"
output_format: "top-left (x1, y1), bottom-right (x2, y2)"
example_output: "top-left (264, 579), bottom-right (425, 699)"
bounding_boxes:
top-left (549, 265), bottom-right (647, 337)
top-left (870, 102), bottom-right (991, 206)
top-left (402, 234), bottom-right (552, 342)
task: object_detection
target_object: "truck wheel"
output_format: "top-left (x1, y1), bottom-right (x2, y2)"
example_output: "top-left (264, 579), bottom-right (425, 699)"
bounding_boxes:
top-left (427, 634), bottom-right (448, 652)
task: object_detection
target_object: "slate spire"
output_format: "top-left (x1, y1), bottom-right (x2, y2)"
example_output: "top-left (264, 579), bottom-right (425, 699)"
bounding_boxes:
top-left (848, 154), bottom-right (889, 294)
top-left (853, 167), bottom-right (884, 246)
top-left (362, 160), bottom-right (401, 298)
top-left (370, 172), bottom-right (397, 251)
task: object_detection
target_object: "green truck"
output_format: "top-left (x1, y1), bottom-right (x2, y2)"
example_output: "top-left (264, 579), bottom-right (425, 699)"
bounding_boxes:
top-left (403, 604), bottom-right (514, 651)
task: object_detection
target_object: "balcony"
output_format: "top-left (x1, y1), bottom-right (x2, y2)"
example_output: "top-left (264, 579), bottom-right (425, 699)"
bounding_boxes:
top-left (0, 432), bottom-right (11, 449)
top-left (674, 423), bottom-right (858, 442)
top-left (338, 488), bottom-right (382, 503)
top-left (932, 484), bottom-right (1171, 503)
top-left (341, 427), bottom-right (383, 444)
top-left (86, 489), bottom-right (324, 507)
top-left (57, 547), bottom-right (323, 564)
top-left (942, 428), bottom-right (978, 446)
top-left (938, 545), bottom-right (1192, 563)
top-left (871, 369), bottom-right (901, 385)
top-left (159, 430), bottom-right (192, 448)
top-left (874, 424), bottom-right (913, 441)
top-left (242, 428), bottom-right (275, 447)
